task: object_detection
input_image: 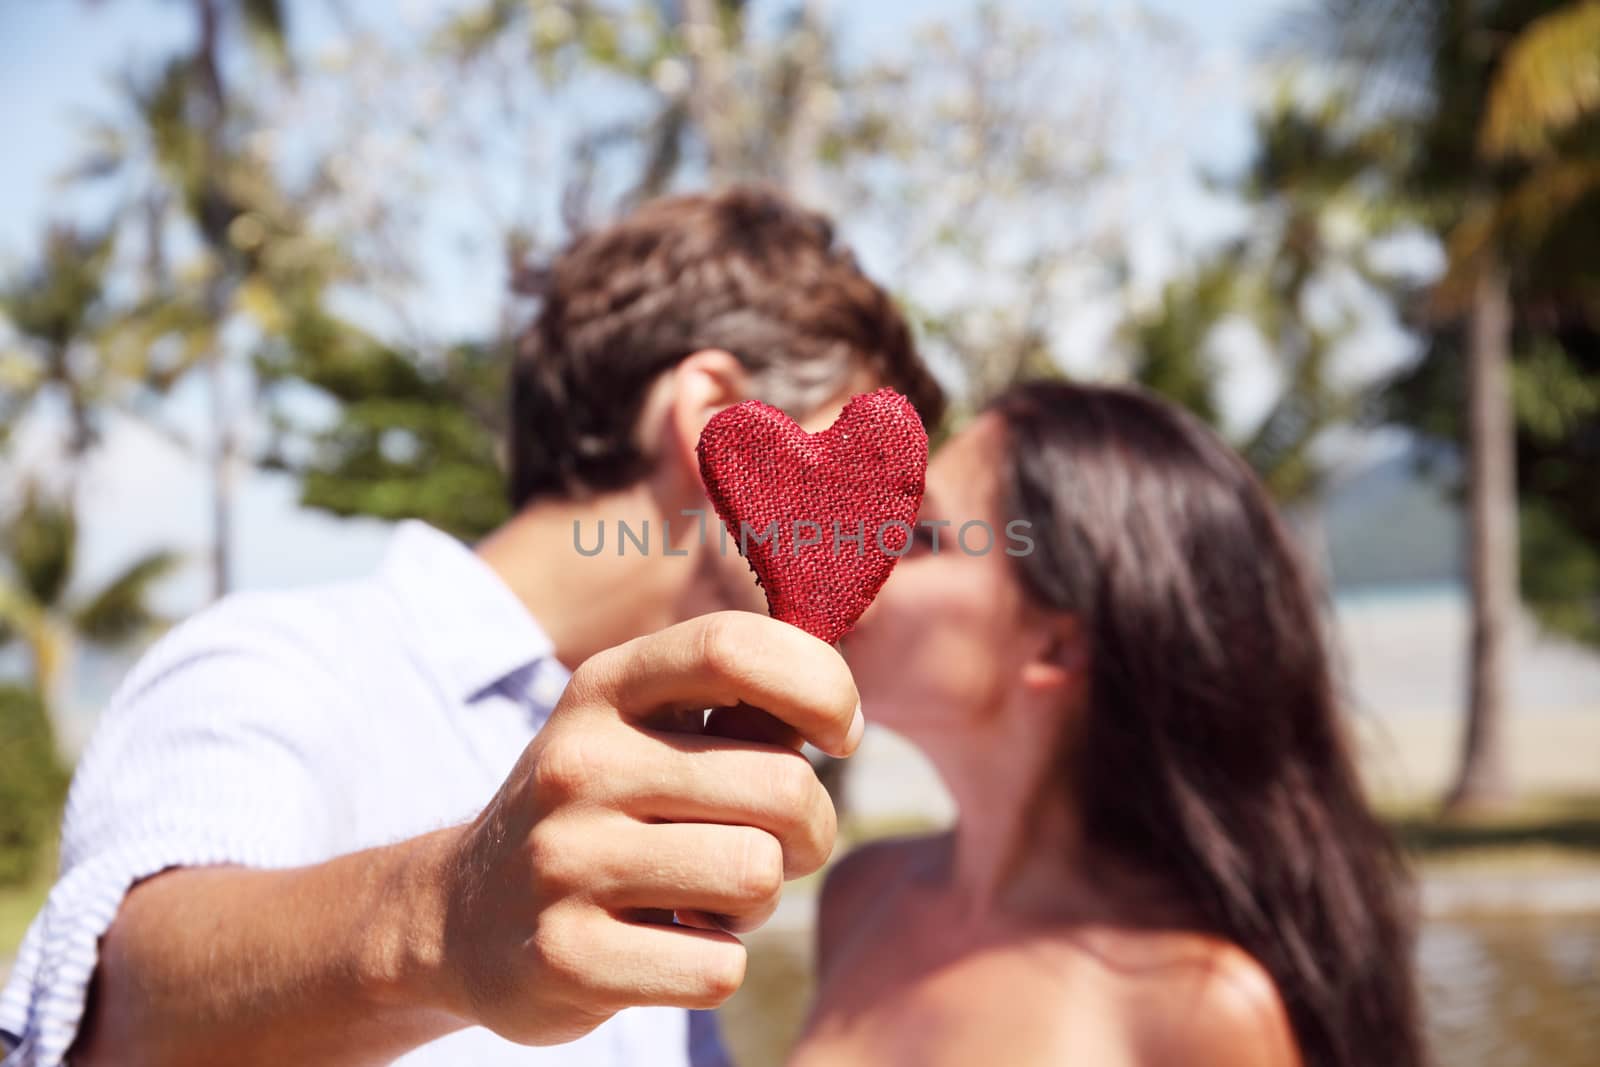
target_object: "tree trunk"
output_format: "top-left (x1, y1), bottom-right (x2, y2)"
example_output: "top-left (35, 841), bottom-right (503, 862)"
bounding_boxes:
top-left (683, 0), bottom-right (741, 183)
top-left (30, 618), bottom-right (77, 765)
top-left (777, 0), bottom-right (830, 204)
top-left (208, 343), bottom-right (234, 601)
top-left (197, 0), bottom-right (233, 601)
top-left (1446, 252), bottom-right (1517, 814)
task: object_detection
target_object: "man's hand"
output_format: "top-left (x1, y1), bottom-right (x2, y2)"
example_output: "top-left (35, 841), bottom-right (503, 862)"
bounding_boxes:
top-left (74, 611), bottom-right (857, 1067)
top-left (434, 611), bottom-right (861, 1046)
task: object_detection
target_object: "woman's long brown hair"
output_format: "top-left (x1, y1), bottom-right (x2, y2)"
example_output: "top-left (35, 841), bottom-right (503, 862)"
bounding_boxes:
top-left (991, 381), bottom-right (1424, 1067)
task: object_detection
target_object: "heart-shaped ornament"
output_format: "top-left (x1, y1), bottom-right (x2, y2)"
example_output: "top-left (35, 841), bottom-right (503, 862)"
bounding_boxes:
top-left (696, 388), bottom-right (929, 644)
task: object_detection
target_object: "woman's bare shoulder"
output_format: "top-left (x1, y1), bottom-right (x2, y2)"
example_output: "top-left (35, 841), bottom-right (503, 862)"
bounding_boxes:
top-left (1114, 934), bottom-right (1301, 1067)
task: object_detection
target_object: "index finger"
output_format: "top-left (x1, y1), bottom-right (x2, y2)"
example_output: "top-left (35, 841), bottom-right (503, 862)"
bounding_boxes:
top-left (590, 612), bottom-right (863, 758)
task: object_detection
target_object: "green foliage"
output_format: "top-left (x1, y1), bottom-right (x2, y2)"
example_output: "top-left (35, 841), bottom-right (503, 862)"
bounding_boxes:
top-left (259, 310), bottom-right (510, 541)
top-left (0, 226), bottom-right (113, 353)
top-left (1127, 88), bottom-right (1405, 506)
top-left (0, 484), bottom-right (181, 710)
top-left (239, 0), bottom-right (290, 68)
top-left (1295, 0), bottom-right (1600, 651)
top-left (1519, 500), bottom-right (1600, 646)
top-left (1513, 336), bottom-right (1600, 444)
top-left (0, 686), bottom-right (69, 888)
top-left (1238, 335), bottom-right (1349, 504)
top-left (0, 225), bottom-right (120, 455)
top-left (1385, 317), bottom-right (1600, 650)
top-left (1245, 86), bottom-right (1412, 205)
top-left (1512, 333), bottom-right (1600, 648)
top-left (1139, 3), bottom-right (1600, 656)
top-left (48, 0), bottom-right (368, 596)
top-left (1126, 266), bottom-right (1231, 428)
top-left (2, 487), bottom-right (77, 610)
top-left (1480, 0), bottom-right (1600, 161)
top-left (74, 550), bottom-right (185, 644)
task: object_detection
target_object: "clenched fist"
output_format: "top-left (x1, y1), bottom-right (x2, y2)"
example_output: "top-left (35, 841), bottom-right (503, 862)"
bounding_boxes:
top-left (434, 611), bottom-right (861, 1045)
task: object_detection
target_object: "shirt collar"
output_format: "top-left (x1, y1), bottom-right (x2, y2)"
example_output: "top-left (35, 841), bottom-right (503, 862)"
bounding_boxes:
top-left (379, 520), bottom-right (560, 703)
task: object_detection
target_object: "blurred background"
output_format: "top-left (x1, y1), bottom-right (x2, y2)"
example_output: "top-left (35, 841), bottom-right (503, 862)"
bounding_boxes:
top-left (1, 1), bottom-right (1597, 1064)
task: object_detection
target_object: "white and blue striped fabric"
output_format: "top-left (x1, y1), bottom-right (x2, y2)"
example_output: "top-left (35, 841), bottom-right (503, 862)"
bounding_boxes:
top-left (0, 520), bottom-right (731, 1067)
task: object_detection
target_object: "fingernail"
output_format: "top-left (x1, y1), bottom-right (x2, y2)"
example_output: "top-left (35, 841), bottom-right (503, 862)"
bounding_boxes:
top-left (843, 703), bottom-right (865, 753)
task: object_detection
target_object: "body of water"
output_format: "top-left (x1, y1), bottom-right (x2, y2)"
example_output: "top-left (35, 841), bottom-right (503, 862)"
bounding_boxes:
top-left (1421, 913), bottom-right (1600, 1067)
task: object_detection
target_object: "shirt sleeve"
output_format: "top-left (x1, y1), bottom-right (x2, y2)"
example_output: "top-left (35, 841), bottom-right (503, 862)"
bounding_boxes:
top-left (687, 1010), bottom-right (735, 1067)
top-left (0, 594), bottom-right (358, 1067)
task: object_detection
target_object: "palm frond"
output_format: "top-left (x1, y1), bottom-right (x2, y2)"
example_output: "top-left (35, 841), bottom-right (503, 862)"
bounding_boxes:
top-left (1481, 1), bottom-right (1600, 160)
top-left (71, 549), bottom-right (183, 645)
top-left (1429, 162), bottom-right (1600, 316)
top-left (240, 0), bottom-right (291, 69)
top-left (1498, 158), bottom-right (1600, 247)
top-left (0, 576), bottom-right (46, 649)
top-left (0, 343), bottom-right (47, 425)
top-left (104, 290), bottom-right (216, 393)
top-left (1266, 0), bottom-right (1436, 119)
top-left (0, 225), bottom-right (115, 350)
top-left (1, 486), bottom-right (77, 611)
top-left (55, 120), bottom-right (129, 186)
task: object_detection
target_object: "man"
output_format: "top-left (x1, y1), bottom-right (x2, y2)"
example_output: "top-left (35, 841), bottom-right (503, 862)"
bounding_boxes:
top-left (0, 186), bottom-right (945, 1066)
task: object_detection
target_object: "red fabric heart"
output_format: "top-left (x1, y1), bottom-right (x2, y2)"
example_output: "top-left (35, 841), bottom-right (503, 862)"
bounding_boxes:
top-left (696, 388), bottom-right (929, 644)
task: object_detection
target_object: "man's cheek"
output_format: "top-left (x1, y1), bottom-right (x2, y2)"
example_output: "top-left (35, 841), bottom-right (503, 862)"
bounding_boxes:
top-left (718, 552), bottom-right (769, 614)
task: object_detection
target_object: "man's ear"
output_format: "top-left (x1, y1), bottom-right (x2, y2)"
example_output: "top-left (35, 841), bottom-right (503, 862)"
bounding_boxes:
top-left (660, 348), bottom-right (751, 492)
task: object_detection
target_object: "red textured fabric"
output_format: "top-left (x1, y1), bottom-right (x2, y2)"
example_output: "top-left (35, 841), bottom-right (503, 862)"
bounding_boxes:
top-left (696, 388), bottom-right (929, 644)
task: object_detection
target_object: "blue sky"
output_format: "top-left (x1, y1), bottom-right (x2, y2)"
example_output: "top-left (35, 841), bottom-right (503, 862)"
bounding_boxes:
top-left (1, 0), bottom-right (1293, 262)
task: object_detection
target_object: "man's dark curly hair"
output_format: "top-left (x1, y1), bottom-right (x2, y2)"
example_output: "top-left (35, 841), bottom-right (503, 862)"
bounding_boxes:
top-left (509, 185), bottom-right (946, 507)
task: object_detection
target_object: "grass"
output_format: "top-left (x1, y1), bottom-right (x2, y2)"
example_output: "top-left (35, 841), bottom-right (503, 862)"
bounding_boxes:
top-left (837, 795), bottom-right (1600, 879)
top-left (0, 840), bottom-right (56, 960)
top-left (1380, 792), bottom-right (1600, 873)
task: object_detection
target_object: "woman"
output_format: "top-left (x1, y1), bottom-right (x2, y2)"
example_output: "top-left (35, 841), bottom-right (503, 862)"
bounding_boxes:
top-left (790, 382), bottom-right (1424, 1067)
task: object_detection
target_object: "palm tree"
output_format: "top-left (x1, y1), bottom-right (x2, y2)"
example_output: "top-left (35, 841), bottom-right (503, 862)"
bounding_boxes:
top-left (441, 0), bottom-right (838, 216)
top-left (0, 485), bottom-right (180, 762)
top-left (1125, 92), bottom-right (1408, 512)
top-left (1303, 0), bottom-right (1600, 812)
top-left (69, 0), bottom-right (340, 601)
top-left (1, 221), bottom-right (183, 762)
top-left (0, 225), bottom-right (120, 466)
